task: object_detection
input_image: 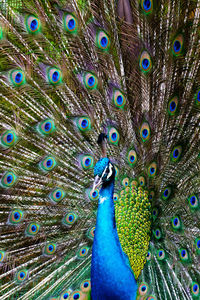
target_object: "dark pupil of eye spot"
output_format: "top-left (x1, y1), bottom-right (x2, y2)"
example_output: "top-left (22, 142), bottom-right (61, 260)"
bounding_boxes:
top-left (73, 294), bottom-right (80, 300)
top-left (130, 155), bottom-right (135, 162)
top-left (20, 272), bottom-right (25, 278)
top-left (193, 284), bottom-right (198, 292)
top-left (173, 149), bottom-right (179, 158)
top-left (53, 71), bottom-right (59, 81)
top-left (32, 225), bottom-right (36, 232)
top-left (84, 282), bottom-right (89, 288)
top-left (68, 19), bottom-right (75, 29)
top-left (197, 240), bottom-right (200, 248)
top-left (141, 286), bottom-right (146, 292)
top-left (150, 167), bottom-right (155, 174)
top-left (92, 192), bottom-right (97, 197)
top-left (147, 252), bottom-right (150, 257)
top-left (174, 218), bottom-right (178, 225)
top-left (49, 245), bottom-right (53, 251)
top-left (142, 129), bottom-right (148, 137)
top-left (101, 36), bottom-right (107, 47)
top-left (117, 95), bottom-right (123, 104)
top-left (81, 249), bottom-right (85, 254)
top-left (159, 251), bottom-right (162, 257)
top-left (149, 195), bottom-right (152, 199)
top-left (64, 294), bottom-right (69, 299)
top-left (140, 181), bottom-right (143, 185)
top-left (7, 175), bottom-right (12, 183)
top-left (181, 250), bottom-right (186, 257)
top-left (191, 196), bottom-right (196, 205)
top-left (164, 189), bottom-right (168, 197)
top-left (197, 91), bottom-right (200, 100)
top-left (30, 19), bottom-right (37, 30)
top-left (156, 230), bottom-right (159, 236)
top-left (174, 40), bottom-right (181, 52)
top-left (85, 158), bottom-right (90, 166)
top-left (15, 73), bottom-right (22, 83)
top-left (170, 101), bottom-right (176, 111)
top-left (45, 122), bottom-right (51, 131)
top-left (88, 76), bottom-right (94, 86)
top-left (14, 212), bottom-right (20, 220)
top-left (69, 215), bottom-right (73, 221)
top-left (47, 159), bottom-right (52, 167)
top-left (142, 58), bottom-right (149, 69)
top-left (7, 133), bottom-right (13, 142)
top-left (112, 132), bottom-right (117, 140)
top-left (153, 210), bottom-right (156, 215)
top-left (144, 0), bottom-right (150, 9)
top-left (81, 119), bottom-right (87, 128)
top-left (56, 191), bottom-right (61, 198)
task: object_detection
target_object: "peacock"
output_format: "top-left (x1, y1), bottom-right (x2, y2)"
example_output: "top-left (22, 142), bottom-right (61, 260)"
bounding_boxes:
top-left (0, 0), bottom-right (199, 299)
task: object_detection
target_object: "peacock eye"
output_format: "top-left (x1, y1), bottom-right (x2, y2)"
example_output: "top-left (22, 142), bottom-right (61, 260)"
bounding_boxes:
top-left (10, 70), bottom-right (25, 86)
top-left (139, 282), bottom-right (149, 295)
top-left (108, 127), bottom-right (120, 145)
top-left (47, 67), bottom-right (62, 85)
top-left (152, 207), bottom-right (158, 220)
top-left (43, 243), bottom-right (57, 256)
top-left (89, 189), bottom-right (99, 201)
top-left (64, 14), bottom-right (78, 33)
top-left (8, 210), bottom-right (24, 224)
top-left (170, 145), bottom-right (182, 162)
top-left (122, 177), bottom-right (129, 188)
top-left (141, 0), bottom-right (153, 14)
top-left (172, 34), bottom-right (183, 56)
top-left (49, 188), bottom-right (66, 204)
top-left (139, 51), bottom-right (152, 73)
top-left (84, 72), bottom-right (98, 90)
top-left (127, 150), bottom-right (137, 166)
top-left (1, 130), bottom-right (18, 148)
top-left (195, 89), bottom-right (200, 106)
top-left (188, 194), bottom-right (199, 209)
top-left (96, 30), bottom-right (110, 51)
top-left (25, 223), bottom-right (40, 236)
top-left (87, 226), bottom-right (95, 239)
top-left (81, 155), bottom-right (94, 170)
top-left (62, 212), bottom-right (78, 227)
top-left (191, 282), bottom-right (199, 297)
top-left (147, 162), bottom-right (157, 177)
top-left (113, 193), bottom-right (119, 202)
top-left (15, 269), bottom-right (29, 283)
top-left (146, 251), bottom-right (151, 261)
top-left (171, 216), bottom-right (181, 230)
top-left (77, 246), bottom-right (89, 259)
top-left (140, 122), bottom-right (151, 142)
top-left (153, 228), bottom-right (162, 239)
top-left (157, 249), bottom-right (166, 260)
top-left (39, 156), bottom-right (57, 172)
top-left (113, 90), bottom-right (126, 109)
top-left (37, 119), bottom-right (56, 136)
top-left (81, 279), bottom-right (91, 292)
top-left (179, 248), bottom-right (189, 262)
top-left (138, 176), bottom-right (145, 187)
top-left (0, 171), bottom-right (17, 188)
top-left (26, 15), bottom-right (41, 33)
top-left (0, 250), bottom-right (6, 263)
top-left (161, 187), bottom-right (171, 200)
top-left (77, 117), bottom-right (91, 132)
top-left (168, 97), bottom-right (178, 116)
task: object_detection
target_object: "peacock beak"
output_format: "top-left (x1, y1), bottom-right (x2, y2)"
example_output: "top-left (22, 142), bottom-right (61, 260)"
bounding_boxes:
top-left (92, 175), bottom-right (103, 193)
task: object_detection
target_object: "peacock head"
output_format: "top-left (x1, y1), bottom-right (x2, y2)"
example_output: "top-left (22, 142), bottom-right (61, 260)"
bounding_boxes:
top-left (93, 158), bottom-right (115, 191)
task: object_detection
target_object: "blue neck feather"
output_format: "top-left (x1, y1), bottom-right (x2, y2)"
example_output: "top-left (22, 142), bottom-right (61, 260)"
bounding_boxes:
top-left (91, 177), bottom-right (137, 300)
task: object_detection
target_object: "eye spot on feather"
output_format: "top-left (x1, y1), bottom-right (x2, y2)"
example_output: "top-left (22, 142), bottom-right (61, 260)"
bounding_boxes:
top-left (179, 248), bottom-right (189, 262)
top-left (26, 15), bottom-right (40, 33)
top-left (139, 51), bottom-right (152, 73)
top-left (122, 178), bottom-right (129, 188)
top-left (195, 89), bottom-right (200, 105)
top-left (89, 189), bottom-right (99, 201)
top-left (10, 70), bottom-right (25, 86)
top-left (81, 279), bottom-right (91, 292)
top-left (0, 171), bottom-right (17, 188)
top-left (16, 269), bottom-right (29, 283)
top-left (191, 282), bottom-right (199, 296)
top-left (37, 119), bottom-right (56, 136)
top-left (140, 122), bottom-right (150, 142)
top-left (1, 130), bottom-right (18, 148)
top-left (96, 30), bottom-right (110, 51)
top-left (60, 290), bottom-right (72, 299)
top-left (172, 34), bottom-right (183, 56)
top-left (139, 282), bottom-right (149, 295)
top-left (49, 188), bottom-right (66, 204)
top-left (127, 150), bottom-right (137, 166)
top-left (43, 243), bottom-right (57, 256)
top-left (47, 67), bottom-right (62, 85)
top-left (63, 212), bottom-right (78, 227)
top-left (84, 72), bottom-right (98, 90)
top-left (8, 210), bottom-right (24, 224)
top-left (141, 0), bottom-right (153, 14)
top-left (77, 246), bottom-right (89, 259)
top-left (108, 127), bottom-right (120, 145)
top-left (39, 156), bottom-right (57, 172)
top-left (146, 251), bottom-right (151, 261)
top-left (77, 117), bottom-right (91, 132)
top-left (171, 146), bottom-right (182, 162)
top-left (113, 90), bottom-right (126, 109)
top-left (113, 193), bottom-right (119, 202)
top-left (147, 162), bottom-right (157, 178)
top-left (138, 176), bottom-right (145, 187)
top-left (81, 155), bottom-right (94, 170)
top-left (64, 14), bottom-right (78, 33)
top-left (153, 228), bottom-right (161, 240)
top-left (188, 194), bottom-right (199, 209)
top-left (0, 250), bottom-right (6, 263)
top-left (168, 97), bottom-right (178, 116)
top-left (161, 187), bottom-right (171, 200)
top-left (171, 216), bottom-right (181, 230)
top-left (87, 226), bottom-right (95, 239)
top-left (25, 222), bottom-right (40, 236)
top-left (157, 249), bottom-right (166, 260)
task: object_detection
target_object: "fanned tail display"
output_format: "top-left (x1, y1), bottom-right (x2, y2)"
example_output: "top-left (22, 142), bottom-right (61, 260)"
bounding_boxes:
top-left (0, 0), bottom-right (199, 299)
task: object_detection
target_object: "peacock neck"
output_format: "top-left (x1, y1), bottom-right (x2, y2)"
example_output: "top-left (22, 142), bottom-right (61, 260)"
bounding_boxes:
top-left (96, 179), bottom-right (116, 231)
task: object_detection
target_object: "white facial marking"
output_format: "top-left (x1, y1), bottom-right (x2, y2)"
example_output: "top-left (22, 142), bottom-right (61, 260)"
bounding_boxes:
top-left (99, 196), bottom-right (107, 204)
top-left (107, 163), bottom-right (113, 179)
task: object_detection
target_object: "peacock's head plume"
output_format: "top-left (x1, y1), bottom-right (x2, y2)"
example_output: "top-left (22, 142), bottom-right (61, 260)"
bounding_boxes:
top-left (93, 158), bottom-right (115, 191)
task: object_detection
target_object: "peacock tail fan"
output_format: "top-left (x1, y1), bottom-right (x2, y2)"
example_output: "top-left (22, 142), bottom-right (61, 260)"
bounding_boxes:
top-left (0, 0), bottom-right (199, 299)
